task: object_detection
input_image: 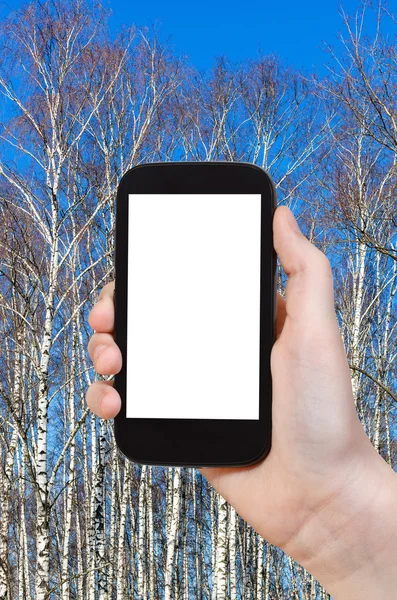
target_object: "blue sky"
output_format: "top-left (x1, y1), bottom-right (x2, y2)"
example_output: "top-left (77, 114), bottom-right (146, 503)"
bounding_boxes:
top-left (103, 0), bottom-right (380, 74)
top-left (1, 0), bottom-right (391, 74)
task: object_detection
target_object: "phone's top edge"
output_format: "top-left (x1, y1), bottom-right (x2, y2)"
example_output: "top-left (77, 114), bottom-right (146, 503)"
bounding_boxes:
top-left (120, 161), bottom-right (270, 176)
top-left (126, 160), bottom-right (266, 168)
top-left (124, 160), bottom-right (267, 166)
top-left (116, 161), bottom-right (277, 202)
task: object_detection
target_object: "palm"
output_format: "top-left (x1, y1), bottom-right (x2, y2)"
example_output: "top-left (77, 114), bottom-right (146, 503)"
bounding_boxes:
top-left (198, 292), bottom-right (373, 555)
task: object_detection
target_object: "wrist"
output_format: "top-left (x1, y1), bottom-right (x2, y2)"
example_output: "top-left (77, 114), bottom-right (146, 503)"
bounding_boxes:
top-left (281, 444), bottom-right (397, 599)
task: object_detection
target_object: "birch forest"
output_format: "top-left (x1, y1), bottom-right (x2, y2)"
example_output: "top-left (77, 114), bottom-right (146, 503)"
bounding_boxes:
top-left (0, 0), bottom-right (396, 598)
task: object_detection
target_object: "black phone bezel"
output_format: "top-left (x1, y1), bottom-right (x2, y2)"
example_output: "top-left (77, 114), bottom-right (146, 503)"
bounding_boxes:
top-left (113, 161), bottom-right (277, 467)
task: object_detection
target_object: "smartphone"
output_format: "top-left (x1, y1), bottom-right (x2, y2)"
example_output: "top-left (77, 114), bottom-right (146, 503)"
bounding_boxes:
top-left (113, 162), bottom-right (277, 467)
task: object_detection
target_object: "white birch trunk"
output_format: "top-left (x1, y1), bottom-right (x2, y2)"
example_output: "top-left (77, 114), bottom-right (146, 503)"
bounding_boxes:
top-left (35, 340), bottom-right (51, 600)
top-left (214, 495), bottom-right (228, 600)
top-left (61, 317), bottom-right (77, 600)
top-left (147, 466), bottom-right (156, 599)
top-left (0, 322), bottom-right (24, 599)
top-left (379, 262), bottom-right (396, 454)
top-left (16, 443), bottom-right (30, 600)
top-left (137, 465), bottom-right (147, 600)
top-left (288, 555), bottom-right (299, 599)
top-left (373, 387), bottom-right (382, 453)
top-left (252, 529), bottom-right (257, 593)
top-left (350, 240), bottom-right (367, 418)
top-left (210, 487), bottom-right (217, 600)
top-left (274, 558), bottom-right (282, 599)
top-left (128, 469), bottom-right (138, 597)
top-left (165, 468), bottom-right (182, 600)
top-left (88, 415), bottom-right (97, 600)
top-left (192, 470), bottom-right (201, 597)
top-left (182, 471), bottom-right (189, 600)
top-left (373, 250), bottom-right (382, 453)
top-left (236, 518), bottom-right (245, 598)
top-left (22, 445), bottom-right (31, 598)
top-left (244, 523), bottom-right (252, 599)
top-left (116, 460), bottom-right (132, 600)
top-left (183, 531), bottom-right (189, 600)
top-left (0, 429), bottom-right (18, 600)
top-left (384, 401), bottom-right (392, 466)
top-left (229, 506), bottom-right (237, 600)
top-left (108, 438), bottom-right (119, 596)
top-left (264, 544), bottom-right (271, 600)
top-left (256, 535), bottom-right (264, 600)
top-left (35, 219), bottom-right (59, 599)
top-left (77, 322), bottom-right (95, 599)
top-left (373, 253), bottom-right (396, 455)
top-left (75, 482), bottom-right (84, 600)
top-left (96, 418), bottom-right (108, 600)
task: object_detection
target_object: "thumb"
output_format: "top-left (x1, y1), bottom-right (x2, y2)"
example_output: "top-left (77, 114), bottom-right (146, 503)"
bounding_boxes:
top-left (273, 206), bottom-right (337, 327)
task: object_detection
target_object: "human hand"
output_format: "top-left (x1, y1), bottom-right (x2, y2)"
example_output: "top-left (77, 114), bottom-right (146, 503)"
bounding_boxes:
top-left (86, 206), bottom-right (397, 598)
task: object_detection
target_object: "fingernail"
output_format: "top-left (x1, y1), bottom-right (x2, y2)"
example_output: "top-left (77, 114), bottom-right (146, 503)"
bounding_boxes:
top-left (93, 345), bottom-right (107, 361)
top-left (288, 209), bottom-right (301, 234)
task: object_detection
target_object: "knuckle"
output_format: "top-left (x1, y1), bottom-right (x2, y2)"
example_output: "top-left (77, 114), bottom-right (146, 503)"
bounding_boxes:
top-left (317, 251), bottom-right (332, 272)
top-left (87, 333), bottom-right (108, 361)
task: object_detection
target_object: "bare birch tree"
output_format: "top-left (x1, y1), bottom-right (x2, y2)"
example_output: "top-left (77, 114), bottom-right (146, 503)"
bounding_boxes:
top-left (0, 1), bottom-right (395, 599)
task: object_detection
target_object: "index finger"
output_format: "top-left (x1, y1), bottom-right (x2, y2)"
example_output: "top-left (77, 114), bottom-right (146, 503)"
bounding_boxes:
top-left (88, 280), bottom-right (115, 333)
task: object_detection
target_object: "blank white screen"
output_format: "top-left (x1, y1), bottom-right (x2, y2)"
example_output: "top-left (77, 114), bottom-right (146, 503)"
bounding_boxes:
top-left (127, 193), bottom-right (261, 419)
